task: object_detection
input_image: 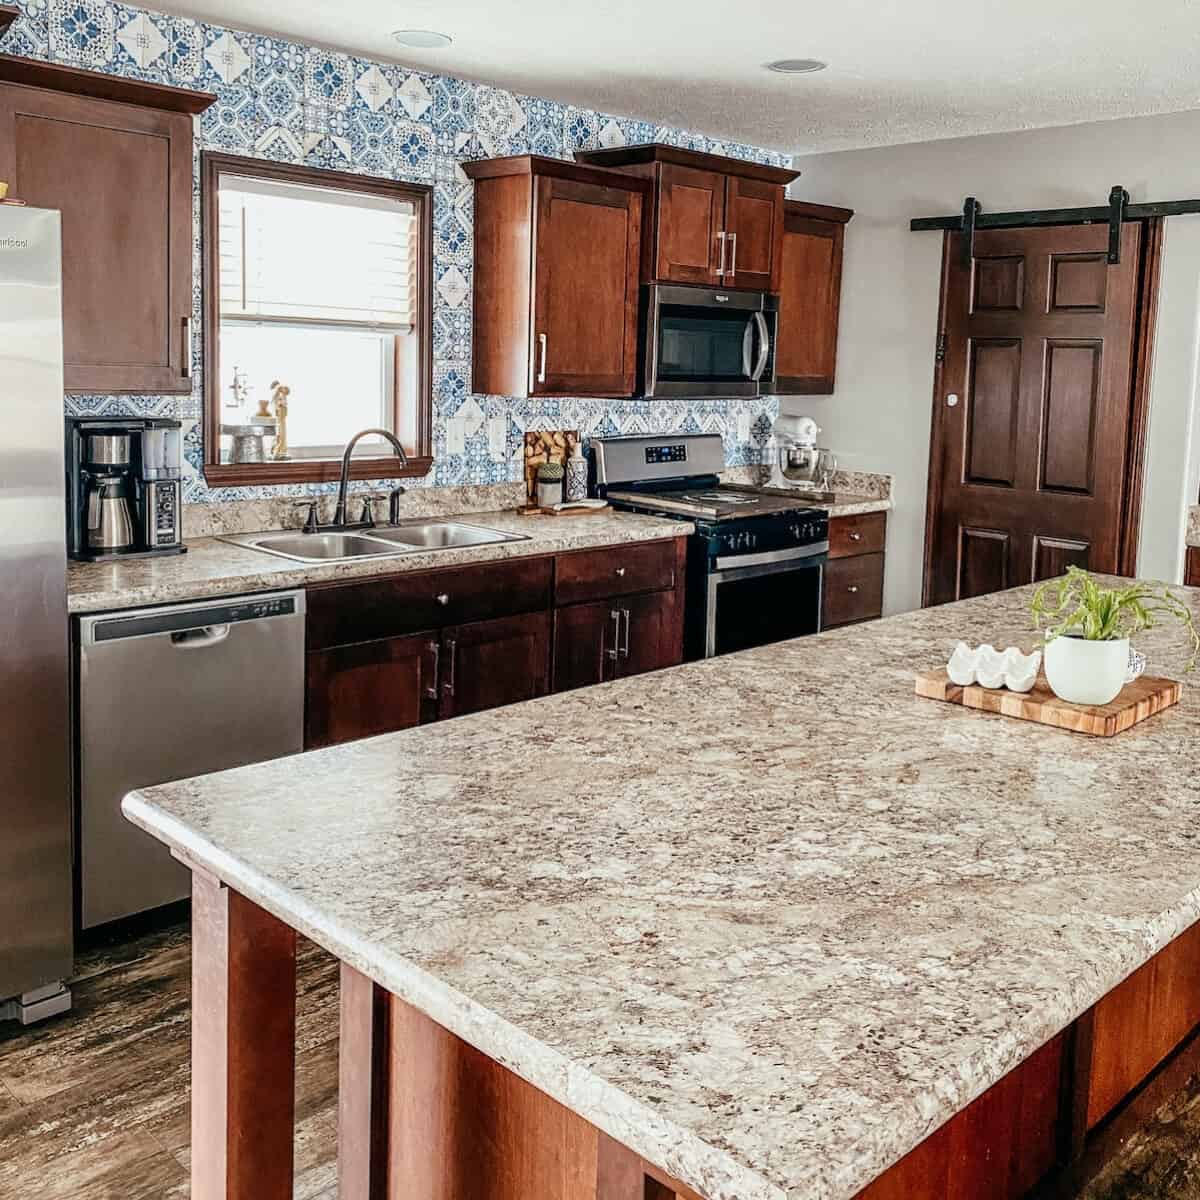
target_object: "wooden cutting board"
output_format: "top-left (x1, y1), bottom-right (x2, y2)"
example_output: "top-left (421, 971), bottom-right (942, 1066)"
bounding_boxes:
top-left (914, 669), bottom-right (1182, 737)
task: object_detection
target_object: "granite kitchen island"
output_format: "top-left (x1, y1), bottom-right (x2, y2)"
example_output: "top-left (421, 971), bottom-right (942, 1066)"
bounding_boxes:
top-left (124, 579), bottom-right (1200, 1200)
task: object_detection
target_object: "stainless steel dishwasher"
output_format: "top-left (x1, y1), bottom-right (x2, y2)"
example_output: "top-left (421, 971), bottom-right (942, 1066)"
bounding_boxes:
top-left (76, 591), bottom-right (306, 929)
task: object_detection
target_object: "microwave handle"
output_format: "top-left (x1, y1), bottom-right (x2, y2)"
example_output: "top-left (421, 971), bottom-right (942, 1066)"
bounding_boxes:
top-left (751, 311), bottom-right (771, 382)
top-left (742, 316), bottom-right (755, 378)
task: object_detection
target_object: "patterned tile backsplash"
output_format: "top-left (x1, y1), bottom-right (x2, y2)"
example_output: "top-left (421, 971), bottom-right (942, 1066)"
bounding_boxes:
top-left (20, 0), bottom-right (789, 504)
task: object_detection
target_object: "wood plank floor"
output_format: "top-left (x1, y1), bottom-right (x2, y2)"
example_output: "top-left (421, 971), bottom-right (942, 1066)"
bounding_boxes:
top-left (2, 915), bottom-right (1200, 1198)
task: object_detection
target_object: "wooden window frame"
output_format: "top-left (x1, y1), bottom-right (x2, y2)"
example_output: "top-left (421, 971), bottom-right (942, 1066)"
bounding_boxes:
top-left (200, 151), bottom-right (434, 486)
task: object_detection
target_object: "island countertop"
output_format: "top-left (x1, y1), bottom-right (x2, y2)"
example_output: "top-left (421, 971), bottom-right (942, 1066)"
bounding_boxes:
top-left (124, 580), bottom-right (1200, 1200)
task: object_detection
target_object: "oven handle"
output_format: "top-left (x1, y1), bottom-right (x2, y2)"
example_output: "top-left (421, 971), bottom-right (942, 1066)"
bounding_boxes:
top-left (751, 311), bottom-right (771, 382)
top-left (711, 544), bottom-right (828, 576)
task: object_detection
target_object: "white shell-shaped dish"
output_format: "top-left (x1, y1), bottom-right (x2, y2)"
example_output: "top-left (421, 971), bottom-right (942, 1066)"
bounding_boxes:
top-left (947, 643), bottom-right (1042, 692)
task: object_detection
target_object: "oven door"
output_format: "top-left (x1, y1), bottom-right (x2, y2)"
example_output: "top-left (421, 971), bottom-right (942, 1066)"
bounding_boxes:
top-left (701, 548), bottom-right (825, 658)
top-left (643, 285), bottom-right (777, 398)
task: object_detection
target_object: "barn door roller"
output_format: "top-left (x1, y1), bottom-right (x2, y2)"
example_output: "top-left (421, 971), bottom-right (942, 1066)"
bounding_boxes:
top-left (911, 184), bottom-right (1200, 267)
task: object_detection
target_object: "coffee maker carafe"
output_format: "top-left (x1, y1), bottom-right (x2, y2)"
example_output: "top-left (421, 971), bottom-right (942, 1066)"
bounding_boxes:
top-left (67, 418), bottom-right (186, 561)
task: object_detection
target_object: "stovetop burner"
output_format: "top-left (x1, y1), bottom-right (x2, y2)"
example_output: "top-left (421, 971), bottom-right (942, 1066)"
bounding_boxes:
top-left (603, 483), bottom-right (819, 522)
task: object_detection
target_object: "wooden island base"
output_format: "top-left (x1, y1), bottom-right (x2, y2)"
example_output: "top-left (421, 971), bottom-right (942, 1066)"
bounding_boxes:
top-left (189, 864), bottom-right (1200, 1200)
top-left (189, 868), bottom-right (701, 1200)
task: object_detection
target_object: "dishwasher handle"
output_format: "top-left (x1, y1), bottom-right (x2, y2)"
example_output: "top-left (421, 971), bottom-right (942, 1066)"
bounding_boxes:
top-left (170, 624), bottom-right (232, 649)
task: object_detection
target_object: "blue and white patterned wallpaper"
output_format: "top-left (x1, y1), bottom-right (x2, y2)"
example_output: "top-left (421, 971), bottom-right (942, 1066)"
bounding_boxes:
top-left (12, 0), bottom-right (787, 502)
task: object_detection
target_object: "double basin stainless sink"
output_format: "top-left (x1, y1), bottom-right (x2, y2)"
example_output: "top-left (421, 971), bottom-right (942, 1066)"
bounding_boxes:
top-left (221, 520), bottom-right (527, 564)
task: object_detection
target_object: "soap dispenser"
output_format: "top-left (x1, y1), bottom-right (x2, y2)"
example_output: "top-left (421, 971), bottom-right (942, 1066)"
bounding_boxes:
top-left (564, 440), bottom-right (588, 502)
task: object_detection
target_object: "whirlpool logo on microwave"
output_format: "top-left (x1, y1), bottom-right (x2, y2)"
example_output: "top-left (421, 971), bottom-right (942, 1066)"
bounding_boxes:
top-left (0, 236), bottom-right (29, 250)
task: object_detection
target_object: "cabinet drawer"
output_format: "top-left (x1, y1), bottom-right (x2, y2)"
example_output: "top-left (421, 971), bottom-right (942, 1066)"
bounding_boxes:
top-left (555, 538), bottom-right (681, 606)
top-left (1187, 546), bottom-right (1200, 588)
top-left (829, 511), bottom-right (887, 559)
top-left (307, 557), bottom-right (553, 651)
top-left (823, 553), bottom-right (884, 629)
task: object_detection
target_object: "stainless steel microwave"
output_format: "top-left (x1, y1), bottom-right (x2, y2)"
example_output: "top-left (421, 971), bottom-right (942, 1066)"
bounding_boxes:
top-left (640, 283), bottom-right (778, 398)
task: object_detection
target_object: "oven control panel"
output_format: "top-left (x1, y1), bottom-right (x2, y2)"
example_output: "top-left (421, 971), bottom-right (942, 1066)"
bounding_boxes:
top-left (644, 443), bottom-right (688, 466)
top-left (704, 513), bottom-right (829, 559)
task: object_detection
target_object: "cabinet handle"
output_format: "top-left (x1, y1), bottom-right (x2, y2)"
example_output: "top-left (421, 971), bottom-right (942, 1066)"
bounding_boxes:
top-left (436, 593), bottom-right (450, 606)
top-left (443, 636), bottom-right (457, 697)
top-left (727, 232), bottom-right (737, 278)
top-left (425, 639), bottom-right (440, 699)
top-left (620, 608), bottom-right (631, 659)
top-left (847, 585), bottom-right (859, 594)
top-left (615, 566), bottom-right (626, 577)
top-left (715, 231), bottom-right (727, 277)
top-left (537, 333), bottom-right (548, 384)
top-left (606, 610), bottom-right (620, 663)
top-left (181, 316), bottom-right (193, 380)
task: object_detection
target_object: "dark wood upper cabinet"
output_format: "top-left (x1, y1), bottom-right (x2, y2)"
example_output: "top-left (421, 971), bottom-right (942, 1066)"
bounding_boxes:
top-left (774, 200), bottom-right (853, 395)
top-left (576, 144), bottom-right (797, 291)
top-left (654, 162), bottom-right (727, 284)
top-left (465, 156), bottom-right (646, 398)
top-left (0, 65), bottom-right (212, 393)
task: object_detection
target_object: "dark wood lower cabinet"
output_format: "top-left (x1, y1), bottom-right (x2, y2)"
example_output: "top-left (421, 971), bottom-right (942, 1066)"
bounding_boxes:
top-left (305, 633), bottom-right (437, 750)
top-left (438, 611), bottom-right (551, 721)
top-left (1186, 545), bottom-right (1199, 587)
top-left (553, 587), bottom-right (683, 692)
top-left (305, 538), bottom-right (687, 749)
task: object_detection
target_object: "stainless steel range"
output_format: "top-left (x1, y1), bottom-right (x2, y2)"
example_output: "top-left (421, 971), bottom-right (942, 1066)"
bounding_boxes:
top-left (593, 434), bottom-right (829, 658)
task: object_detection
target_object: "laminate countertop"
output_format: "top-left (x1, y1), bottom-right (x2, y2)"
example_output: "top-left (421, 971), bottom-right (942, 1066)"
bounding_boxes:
top-left (65, 509), bottom-right (691, 614)
top-left (125, 579), bottom-right (1200, 1199)
top-left (66, 497), bottom-right (887, 614)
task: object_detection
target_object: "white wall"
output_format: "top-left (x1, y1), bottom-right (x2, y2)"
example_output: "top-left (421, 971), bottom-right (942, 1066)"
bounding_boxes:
top-left (787, 109), bottom-right (1200, 614)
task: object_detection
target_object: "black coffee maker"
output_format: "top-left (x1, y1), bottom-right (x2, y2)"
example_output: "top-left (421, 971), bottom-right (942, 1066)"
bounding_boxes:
top-left (66, 418), bottom-right (187, 561)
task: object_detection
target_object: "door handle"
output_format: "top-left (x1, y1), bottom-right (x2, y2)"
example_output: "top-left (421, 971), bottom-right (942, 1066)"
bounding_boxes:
top-left (537, 333), bottom-right (548, 383)
top-left (751, 311), bottom-right (770, 381)
top-left (425, 638), bottom-right (440, 699)
top-left (715, 231), bottom-right (727, 277)
top-left (442, 637), bottom-right (457, 697)
top-left (170, 624), bottom-right (231, 649)
top-left (727, 232), bottom-right (737, 278)
top-left (181, 316), bottom-right (193, 380)
top-left (620, 608), bottom-right (631, 659)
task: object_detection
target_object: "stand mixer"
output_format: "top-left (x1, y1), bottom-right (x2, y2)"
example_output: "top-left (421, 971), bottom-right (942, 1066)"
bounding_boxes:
top-left (766, 413), bottom-right (837, 499)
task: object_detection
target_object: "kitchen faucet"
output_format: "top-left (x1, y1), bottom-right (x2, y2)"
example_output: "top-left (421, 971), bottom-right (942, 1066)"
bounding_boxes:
top-left (332, 428), bottom-right (409, 527)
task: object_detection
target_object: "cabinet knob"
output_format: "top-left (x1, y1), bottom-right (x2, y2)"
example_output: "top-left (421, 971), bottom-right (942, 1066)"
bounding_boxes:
top-left (615, 567), bottom-right (626, 577)
top-left (847, 585), bottom-right (859, 594)
top-left (436, 593), bottom-right (450, 606)
top-left (849, 531), bottom-right (862, 541)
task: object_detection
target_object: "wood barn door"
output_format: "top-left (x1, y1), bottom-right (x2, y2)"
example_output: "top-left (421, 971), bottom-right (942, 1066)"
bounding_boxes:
top-left (923, 222), bottom-right (1156, 606)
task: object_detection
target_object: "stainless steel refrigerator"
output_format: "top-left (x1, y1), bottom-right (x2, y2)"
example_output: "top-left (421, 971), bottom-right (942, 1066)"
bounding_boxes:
top-left (0, 204), bottom-right (73, 1024)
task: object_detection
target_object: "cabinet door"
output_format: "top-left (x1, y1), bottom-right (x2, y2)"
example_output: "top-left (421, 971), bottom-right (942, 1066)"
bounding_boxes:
top-left (439, 611), bottom-right (552, 721)
top-left (654, 162), bottom-right (726, 285)
top-left (722, 175), bottom-right (783, 291)
top-left (306, 633), bottom-right (437, 749)
top-left (612, 588), bottom-right (685, 679)
top-left (775, 210), bottom-right (846, 393)
top-left (0, 84), bottom-right (193, 393)
top-left (532, 174), bottom-right (642, 396)
top-left (1187, 546), bottom-right (1200, 588)
top-left (553, 601), bottom-right (620, 692)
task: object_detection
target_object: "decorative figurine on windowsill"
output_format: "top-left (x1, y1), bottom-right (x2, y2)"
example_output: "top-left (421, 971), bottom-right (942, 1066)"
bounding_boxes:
top-left (269, 380), bottom-right (291, 461)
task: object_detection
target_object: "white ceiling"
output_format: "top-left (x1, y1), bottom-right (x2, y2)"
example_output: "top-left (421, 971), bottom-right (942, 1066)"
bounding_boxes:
top-left (150, 0), bottom-right (1200, 153)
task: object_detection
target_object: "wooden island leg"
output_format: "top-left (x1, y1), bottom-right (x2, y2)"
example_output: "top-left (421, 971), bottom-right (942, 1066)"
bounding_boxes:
top-left (190, 869), bottom-right (298, 1200)
top-left (336, 964), bottom-right (697, 1200)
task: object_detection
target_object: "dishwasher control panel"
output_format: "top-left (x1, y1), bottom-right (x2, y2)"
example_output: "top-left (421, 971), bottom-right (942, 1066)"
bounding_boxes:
top-left (91, 593), bottom-right (301, 642)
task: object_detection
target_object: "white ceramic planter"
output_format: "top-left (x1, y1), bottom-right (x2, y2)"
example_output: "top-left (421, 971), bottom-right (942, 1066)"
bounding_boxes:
top-left (1043, 636), bottom-right (1136, 706)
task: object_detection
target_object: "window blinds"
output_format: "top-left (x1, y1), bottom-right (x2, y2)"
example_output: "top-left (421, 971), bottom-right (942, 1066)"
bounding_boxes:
top-left (218, 175), bottom-right (417, 329)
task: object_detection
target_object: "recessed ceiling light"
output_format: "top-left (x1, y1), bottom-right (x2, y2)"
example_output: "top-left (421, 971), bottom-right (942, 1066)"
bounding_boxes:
top-left (392, 29), bottom-right (453, 49)
top-left (766, 58), bottom-right (827, 74)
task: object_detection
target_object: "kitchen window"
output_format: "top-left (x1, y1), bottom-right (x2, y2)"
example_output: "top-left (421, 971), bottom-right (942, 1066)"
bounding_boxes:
top-left (201, 153), bottom-right (432, 485)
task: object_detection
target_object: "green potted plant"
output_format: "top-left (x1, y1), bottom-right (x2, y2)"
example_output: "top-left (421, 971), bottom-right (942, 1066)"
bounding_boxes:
top-left (1031, 567), bottom-right (1199, 705)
